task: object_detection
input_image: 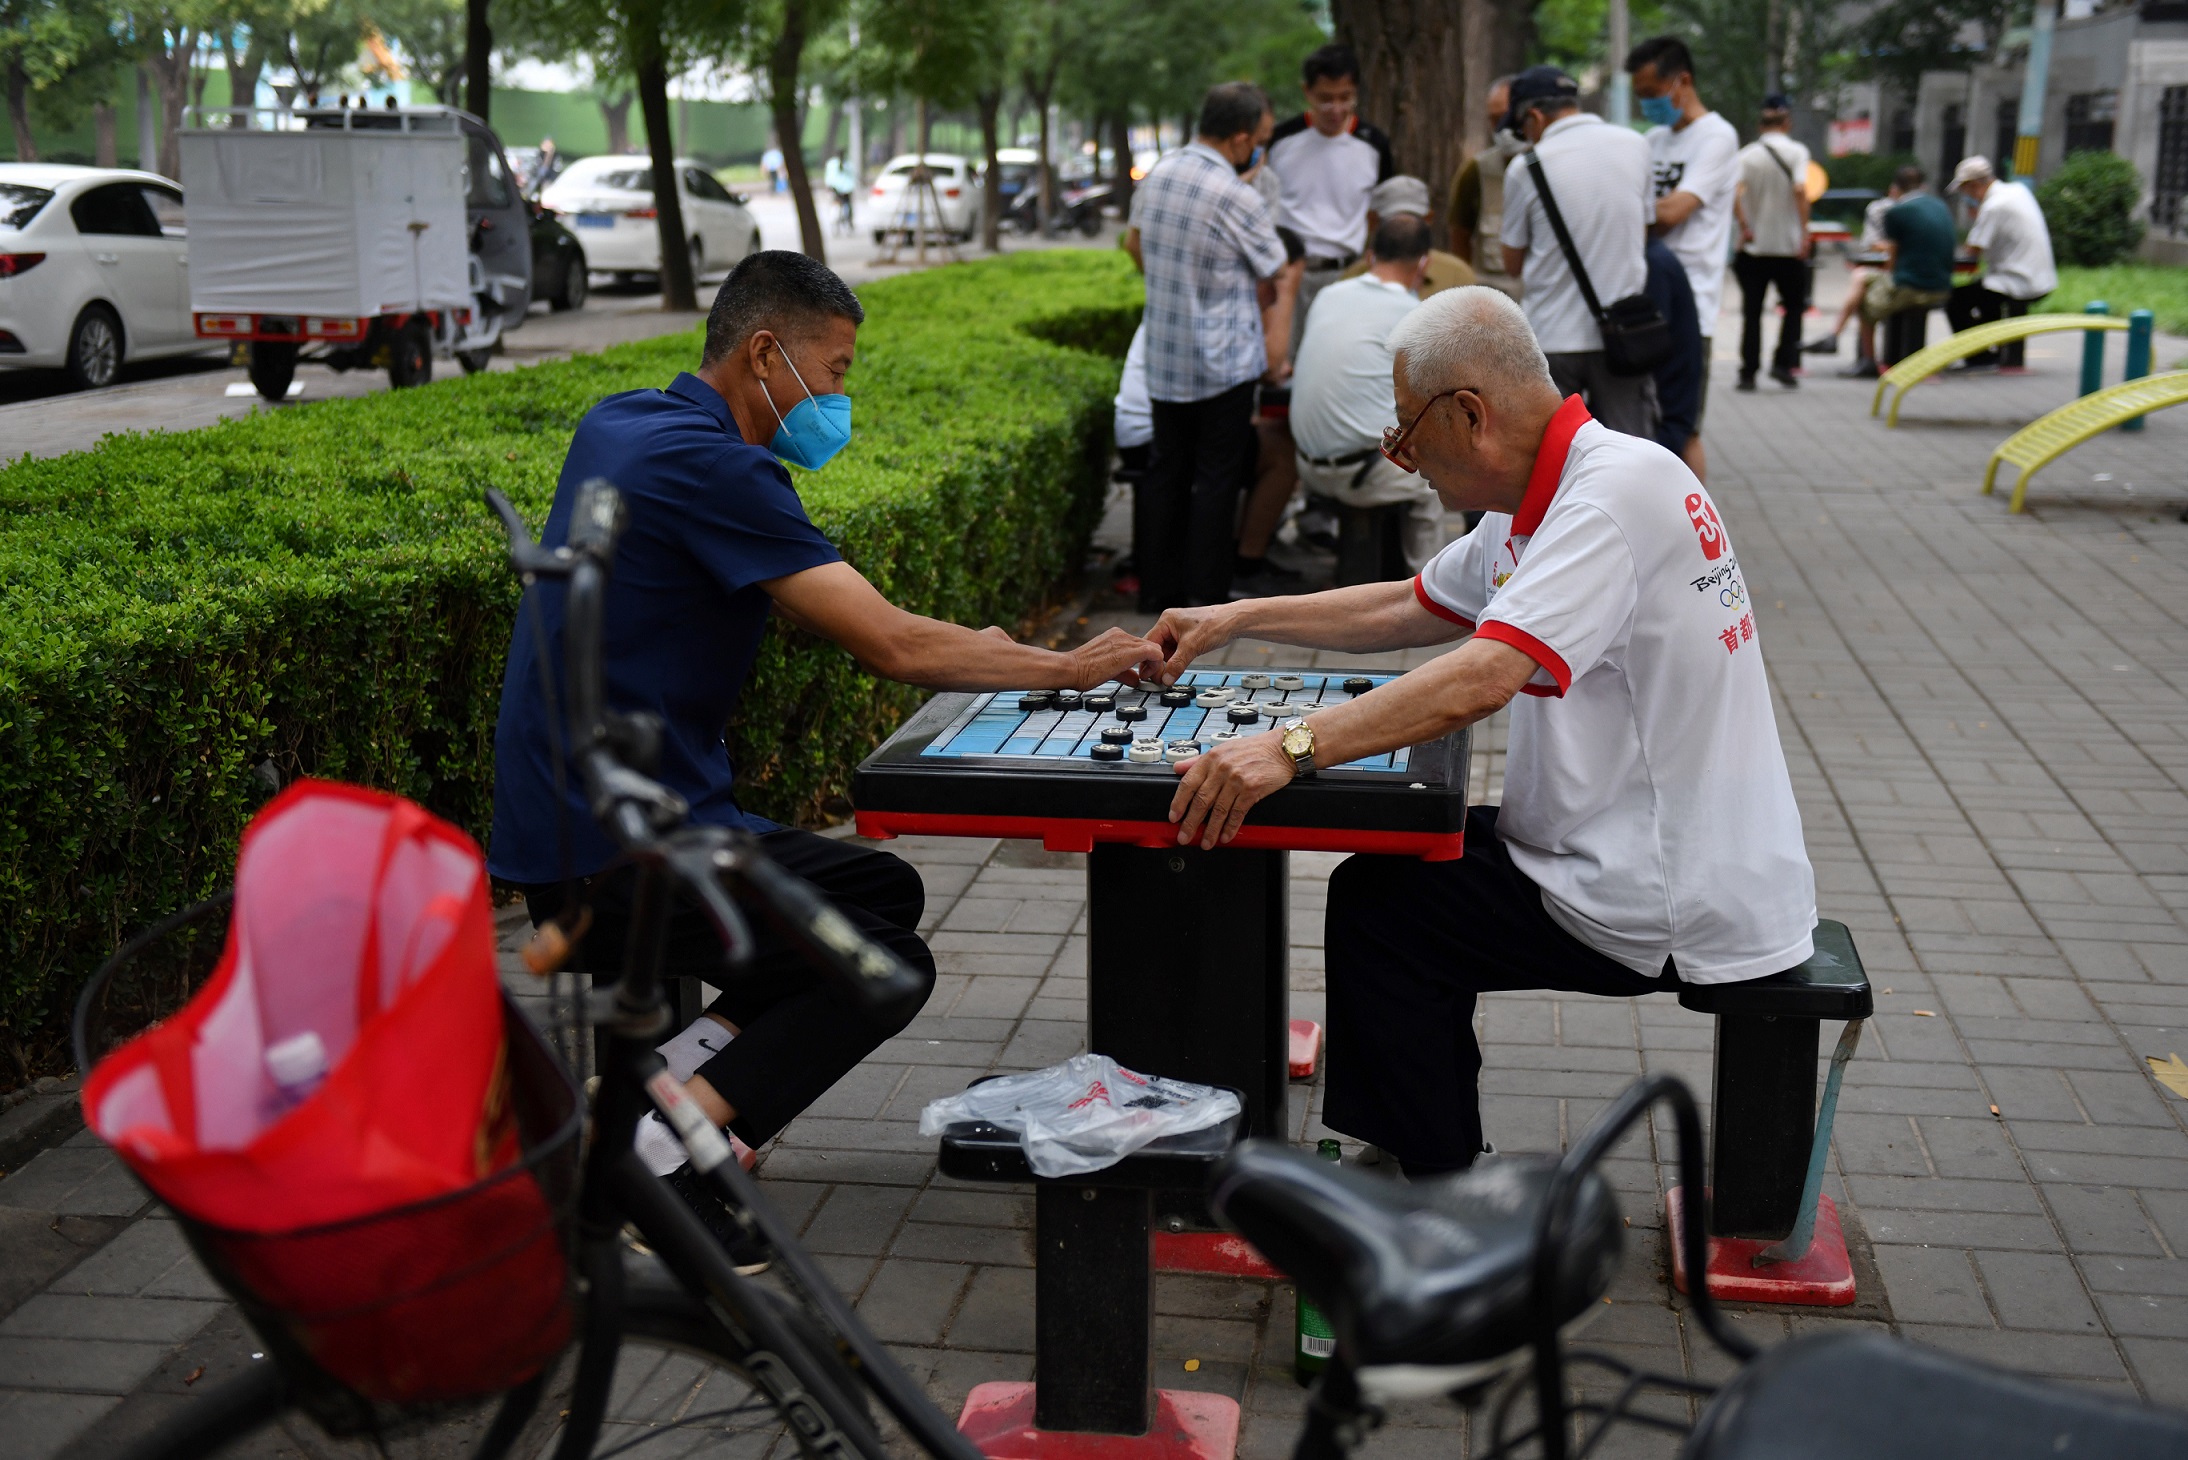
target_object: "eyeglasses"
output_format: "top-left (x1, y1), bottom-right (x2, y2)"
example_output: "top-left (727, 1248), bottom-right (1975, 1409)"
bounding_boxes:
top-left (1380, 387), bottom-right (1473, 473)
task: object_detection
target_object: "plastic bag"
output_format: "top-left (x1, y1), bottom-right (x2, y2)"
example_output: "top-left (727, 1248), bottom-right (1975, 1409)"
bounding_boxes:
top-left (919, 1054), bottom-right (1242, 1178)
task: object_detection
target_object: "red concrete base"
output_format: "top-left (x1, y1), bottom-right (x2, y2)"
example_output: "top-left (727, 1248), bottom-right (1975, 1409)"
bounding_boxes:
top-left (957, 1382), bottom-right (1241, 1460)
top-left (1287, 1019), bottom-right (1322, 1079)
top-left (1666, 1187), bottom-right (1857, 1307)
top-left (1153, 1230), bottom-right (1282, 1280)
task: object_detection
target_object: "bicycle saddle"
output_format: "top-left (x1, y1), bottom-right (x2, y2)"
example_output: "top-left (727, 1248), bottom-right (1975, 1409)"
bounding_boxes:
top-left (1686, 1331), bottom-right (2188, 1459)
top-left (1208, 1141), bottom-right (1621, 1372)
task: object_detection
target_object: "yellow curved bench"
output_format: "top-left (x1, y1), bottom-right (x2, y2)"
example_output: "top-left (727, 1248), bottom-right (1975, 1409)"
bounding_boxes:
top-left (1872, 314), bottom-right (2129, 425)
top-left (1982, 370), bottom-right (2188, 512)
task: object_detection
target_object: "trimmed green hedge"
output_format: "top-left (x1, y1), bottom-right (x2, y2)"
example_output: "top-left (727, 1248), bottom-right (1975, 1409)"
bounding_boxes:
top-left (0, 249), bottom-right (1142, 1074)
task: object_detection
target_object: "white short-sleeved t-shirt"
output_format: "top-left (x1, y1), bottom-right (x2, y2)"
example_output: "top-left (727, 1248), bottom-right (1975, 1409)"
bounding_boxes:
top-left (1647, 112), bottom-right (1741, 327)
top-left (1967, 179), bottom-right (2058, 301)
top-left (1736, 135), bottom-right (1811, 257)
top-left (1413, 395), bottom-right (1816, 983)
top-left (1499, 114), bottom-right (1654, 355)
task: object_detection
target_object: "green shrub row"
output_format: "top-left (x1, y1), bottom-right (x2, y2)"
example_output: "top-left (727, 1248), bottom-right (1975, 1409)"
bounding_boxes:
top-left (0, 249), bottom-right (1143, 1075)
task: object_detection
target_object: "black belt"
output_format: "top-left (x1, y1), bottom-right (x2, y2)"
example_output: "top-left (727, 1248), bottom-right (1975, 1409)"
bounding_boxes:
top-left (1297, 446), bottom-right (1379, 468)
top-left (1303, 253), bottom-right (1358, 272)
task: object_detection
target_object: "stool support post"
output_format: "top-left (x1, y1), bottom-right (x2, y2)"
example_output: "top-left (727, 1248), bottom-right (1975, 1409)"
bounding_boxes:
top-left (1034, 1183), bottom-right (1154, 1434)
top-left (1757, 1018), bottom-right (1865, 1267)
top-left (1707, 1013), bottom-right (1819, 1239)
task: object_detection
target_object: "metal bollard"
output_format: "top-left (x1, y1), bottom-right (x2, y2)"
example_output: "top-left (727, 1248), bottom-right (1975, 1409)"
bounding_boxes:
top-left (2080, 300), bottom-right (2110, 397)
top-left (2123, 308), bottom-right (2154, 432)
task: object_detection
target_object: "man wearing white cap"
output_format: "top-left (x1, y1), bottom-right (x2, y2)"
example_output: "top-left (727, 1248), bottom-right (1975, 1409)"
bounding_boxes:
top-left (1337, 174), bottom-right (1478, 300)
top-left (1945, 155), bottom-right (2057, 371)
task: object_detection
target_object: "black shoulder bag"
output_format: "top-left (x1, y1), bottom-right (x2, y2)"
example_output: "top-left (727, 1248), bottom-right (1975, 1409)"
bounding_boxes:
top-left (1527, 151), bottom-right (1673, 377)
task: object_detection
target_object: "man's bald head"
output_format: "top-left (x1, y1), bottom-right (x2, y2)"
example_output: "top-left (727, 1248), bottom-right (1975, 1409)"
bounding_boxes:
top-left (1389, 286), bottom-right (1556, 400)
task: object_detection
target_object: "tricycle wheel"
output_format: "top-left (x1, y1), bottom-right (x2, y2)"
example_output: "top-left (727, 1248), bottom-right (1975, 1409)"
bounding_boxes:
top-left (247, 341), bottom-right (298, 402)
top-left (387, 319), bottom-right (433, 389)
top-left (457, 347), bottom-right (493, 375)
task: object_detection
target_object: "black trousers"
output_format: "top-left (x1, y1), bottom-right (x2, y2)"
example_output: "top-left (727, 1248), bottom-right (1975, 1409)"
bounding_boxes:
top-left (520, 829), bottom-right (936, 1148)
top-left (1946, 284), bottom-right (2032, 367)
top-left (1323, 806), bottom-right (1679, 1174)
top-left (1734, 252), bottom-right (1808, 376)
top-left (1141, 380), bottom-right (1257, 609)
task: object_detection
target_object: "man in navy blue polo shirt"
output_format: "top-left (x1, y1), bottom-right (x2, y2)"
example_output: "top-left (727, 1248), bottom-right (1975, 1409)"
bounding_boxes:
top-left (490, 252), bottom-right (1162, 1248)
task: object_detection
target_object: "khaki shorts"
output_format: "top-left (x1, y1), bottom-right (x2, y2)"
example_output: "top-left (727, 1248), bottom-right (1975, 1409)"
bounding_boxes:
top-left (1859, 275), bottom-right (1949, 325)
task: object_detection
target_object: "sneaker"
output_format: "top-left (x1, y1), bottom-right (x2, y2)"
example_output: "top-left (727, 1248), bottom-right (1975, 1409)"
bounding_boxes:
top-left (664, 1163), bottom-right (772, 1275)
top-left (1837, 359), bottom-right (1880, 380)
top-left (1800, 335), bottom-right (1839, 356)
top-left (1770, 366), bottom-right (1799, 389)
top-left (1735, 372), bottom-right (1757, 392)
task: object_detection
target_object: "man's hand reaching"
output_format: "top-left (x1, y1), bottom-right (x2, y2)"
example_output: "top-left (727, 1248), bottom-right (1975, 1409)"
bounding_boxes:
top-left (1067, 626), bottom-right (1166, 689)
top-left (1148, 605), bottom-right (1238, 683)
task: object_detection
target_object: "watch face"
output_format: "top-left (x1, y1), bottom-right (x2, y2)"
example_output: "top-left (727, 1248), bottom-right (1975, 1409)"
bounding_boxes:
top-left (1282, 722), bottom-right (1312, 755)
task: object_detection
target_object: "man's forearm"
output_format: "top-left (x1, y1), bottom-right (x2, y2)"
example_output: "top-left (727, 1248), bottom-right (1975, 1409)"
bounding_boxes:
top-left (1223, 581), bottom-right (1462, 655)
top-left (1299, 637), bottom-right (1531, 767)
top-left (865, 617), bottom-right (1078, 690)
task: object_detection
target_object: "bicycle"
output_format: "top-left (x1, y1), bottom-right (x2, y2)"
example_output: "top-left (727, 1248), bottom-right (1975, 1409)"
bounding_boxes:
top-left (90, 480), bottom-right (2188, 1460)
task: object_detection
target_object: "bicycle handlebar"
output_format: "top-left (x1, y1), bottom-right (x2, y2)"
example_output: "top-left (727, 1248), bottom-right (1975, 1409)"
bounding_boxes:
top-left (486, 484), bottom-right (928, 1022)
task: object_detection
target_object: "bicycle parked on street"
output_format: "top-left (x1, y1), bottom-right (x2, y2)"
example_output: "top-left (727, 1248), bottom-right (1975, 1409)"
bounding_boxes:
top-left (90, 481), bottom-right (2188, 1460)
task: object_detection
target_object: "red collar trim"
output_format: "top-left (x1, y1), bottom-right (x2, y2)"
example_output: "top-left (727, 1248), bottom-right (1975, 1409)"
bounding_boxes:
top-left (1511, 395), bottom-right (1591, 538)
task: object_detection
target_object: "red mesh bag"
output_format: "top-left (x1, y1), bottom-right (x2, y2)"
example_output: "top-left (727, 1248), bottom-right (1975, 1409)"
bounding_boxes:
top-left (81, 780), bottom-right (576, 1406)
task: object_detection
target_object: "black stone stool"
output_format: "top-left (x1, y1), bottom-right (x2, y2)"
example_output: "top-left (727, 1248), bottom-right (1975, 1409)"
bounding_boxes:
top-left (1673, 920), bottom-right (1871, 1300)
top-left (1881, 307), bottom-right (1929, 368)
top-left (937, 1089), bottom-right (1247, 1455)
top-left (1305, 494), bottom-right (1411, 587)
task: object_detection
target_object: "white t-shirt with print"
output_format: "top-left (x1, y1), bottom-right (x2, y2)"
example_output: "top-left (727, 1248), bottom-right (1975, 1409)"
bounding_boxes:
top-left (1966, 179), bottom-right (2057, 301)
top-left (1646, 111), bottom-right (1741, 328)
top-left (1412, 396), bottom-right (1816, 983)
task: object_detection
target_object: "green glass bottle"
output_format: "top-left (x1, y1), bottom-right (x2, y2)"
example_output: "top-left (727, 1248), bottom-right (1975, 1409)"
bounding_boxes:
top-left (1293, 1138), bottom-right (1343, 1385)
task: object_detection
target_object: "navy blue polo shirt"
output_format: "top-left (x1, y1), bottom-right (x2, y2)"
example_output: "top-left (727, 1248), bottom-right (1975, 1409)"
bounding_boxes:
top-left (488, 372), bottom-right (842, 883)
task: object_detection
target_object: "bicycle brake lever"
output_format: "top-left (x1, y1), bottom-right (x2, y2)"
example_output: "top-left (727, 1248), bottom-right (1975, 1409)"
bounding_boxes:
top-left (662, 842), bottom-right (757, 965)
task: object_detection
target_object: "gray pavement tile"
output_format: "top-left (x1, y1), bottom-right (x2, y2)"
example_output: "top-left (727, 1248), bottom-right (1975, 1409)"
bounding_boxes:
top-left (1871, 1245), bottom-right (1994, 1327)
top-left (0, 1150), bottom-right (147, 1219)
top-left (855, 1258), bottom-right (972, 1346)
top-left (802, 1184), bottom-right (918, 1256)
top-left (2121, 1337), bottom-right (2188, 1407)
top-left (891, 1220), bottom-right (1033, 1267)
top-left (2043, 1184), bottom-right (2172, 1256)
top-left (0, 1390), bottom-right (120, 1460)
top-left (0, 1294), bottom-right (223, 1344)
top-left (947, 1265), bottom-right (1034, 1352)
top-left (49, 1219), bottom-right (192, 1298)
top-left (1973, 1250), bottom-right (2105, 1333)
top-left (0, 1337), bottom-right (173, 1394)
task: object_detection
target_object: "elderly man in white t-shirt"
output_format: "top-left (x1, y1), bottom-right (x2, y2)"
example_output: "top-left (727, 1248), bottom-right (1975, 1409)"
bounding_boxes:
top-left (1289, 211), bottom-right (1445, 572)
top-left (1146, 286), bottom-right (1817, 1177)
top-left (1945, 154), bottom-right (2059, 371)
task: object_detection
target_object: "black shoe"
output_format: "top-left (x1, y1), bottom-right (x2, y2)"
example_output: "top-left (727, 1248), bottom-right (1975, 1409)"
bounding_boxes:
top-left (1770, 366), bottom-right (1799, 388)
top-left (1837, 359), bottom-right (1880, 380)
top-left (1800, 335), bottom-right (1839, 356)
top-left (1736, 373), bottom-right (1757, 392)
top-left (664, 1163), bottom-right (772, 1274)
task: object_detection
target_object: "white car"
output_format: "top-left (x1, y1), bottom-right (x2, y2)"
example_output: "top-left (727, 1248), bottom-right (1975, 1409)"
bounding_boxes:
top-left (868, 154), bottom-right (982, 242)
top-left (0, 163), bottom-right (219, 390)
top-left (540, 156), bottom-right (760, 282)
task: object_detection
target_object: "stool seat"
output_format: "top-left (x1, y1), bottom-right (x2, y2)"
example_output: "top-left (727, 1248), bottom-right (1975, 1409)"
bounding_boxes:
top-left (1677, 920), bottom-right (1872, 1021)
top-left (937, 1101), bottom-right (1246, 1188)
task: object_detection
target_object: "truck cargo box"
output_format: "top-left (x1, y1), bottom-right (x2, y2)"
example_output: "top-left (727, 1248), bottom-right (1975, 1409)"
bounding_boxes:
top-left (181, 113), bottom-right (469, 320)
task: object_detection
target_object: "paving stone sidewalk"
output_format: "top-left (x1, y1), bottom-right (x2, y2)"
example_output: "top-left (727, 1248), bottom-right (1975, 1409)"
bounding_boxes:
top-left (6, 305), bottom-right (2188, 1457)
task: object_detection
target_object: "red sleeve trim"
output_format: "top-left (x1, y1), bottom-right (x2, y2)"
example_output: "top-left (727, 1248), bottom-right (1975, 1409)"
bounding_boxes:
top-left (1477, 621), bottom-right (1573, 696)
top-left (1412, 574), bottom-right (1476, 628)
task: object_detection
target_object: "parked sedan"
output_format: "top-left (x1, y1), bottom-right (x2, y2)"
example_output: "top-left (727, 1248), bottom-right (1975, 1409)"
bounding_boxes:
top-left (0, 163), bottom-right (219, 390)
top-left (540, 155), bottom-right (761, 282)
top-left (868, 154), bottom-right (982, 242)
top-left (531, 202), bottom-right (588, 312)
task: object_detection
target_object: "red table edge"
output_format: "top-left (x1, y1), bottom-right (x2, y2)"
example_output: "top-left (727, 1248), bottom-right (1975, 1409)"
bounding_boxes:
top-left (854, 811), bottom-right (1465, 861)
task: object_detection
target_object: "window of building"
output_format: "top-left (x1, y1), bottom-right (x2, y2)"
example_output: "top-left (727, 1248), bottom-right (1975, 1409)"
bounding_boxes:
top-left (1996, 97), bottom-right (2020, 175)
top-left (1940, 102), bottom-right (1966, 186)
top-left (2156, 86), bottom-right (2188, 234)
top-left (2064, 90), bottom-right (2118, 155)
top-left (1889, 107), bottom-right (1915, 155)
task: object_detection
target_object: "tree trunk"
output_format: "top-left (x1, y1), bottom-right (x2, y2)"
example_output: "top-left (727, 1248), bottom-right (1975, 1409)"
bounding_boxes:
top-left (977, 87), bottom-right (1003, 252)
top-left (1332, 0), bottom-right (1531, 246)
top-left (602, 92), bottom-right (633, 154)
top-left (1025, 72), bottom-right (1056, 230)
top-left (770, 0), bottom-right (826, 261)
top-left (1109, 111), bottom-right (1133, 220)
top-left (5, 58), bottom-right (35, 162)
top-left (94, 102), bottom-right (117, 166)
top-left (146, 29), bottom-right (199, 183)
top-left (222, 34), bottom-right (268, 128)
top-left (820, 99), bottom-right (842, 165)
top-left (466, 0), bottom-right (492, 121)
top-left (635, 49), bottom-right (700, 310)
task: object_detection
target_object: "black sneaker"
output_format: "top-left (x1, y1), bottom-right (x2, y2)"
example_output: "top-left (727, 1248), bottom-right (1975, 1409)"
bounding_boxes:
top-left (1800, 334), bottom-right (1839, 356)
top-left (1837, 359), bottom-right (1880, 379)
top-left (1736, 372), bottom-right (1757, 392)
top-left (1770, 366), bottom-right (1799, 389)
top-left (664, 1163), bottom-right (772, 1274)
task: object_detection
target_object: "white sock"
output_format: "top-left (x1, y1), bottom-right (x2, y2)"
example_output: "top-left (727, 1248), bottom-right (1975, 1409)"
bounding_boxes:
top-left (657, 1015), bottom-right (735, 1083)
top-left (634, 1112), bottom-right (689, 1177)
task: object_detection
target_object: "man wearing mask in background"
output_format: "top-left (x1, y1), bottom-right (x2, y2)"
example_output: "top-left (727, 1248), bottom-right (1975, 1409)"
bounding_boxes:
top-left (1448, 75), bottom-right (1524, 299)
top-left (490, 251), bottom-right (1164, 1259)
top-left (1268, 43), bottom-right (1395, 352)
top-left (1626, 35), bottom-right (1738, 482)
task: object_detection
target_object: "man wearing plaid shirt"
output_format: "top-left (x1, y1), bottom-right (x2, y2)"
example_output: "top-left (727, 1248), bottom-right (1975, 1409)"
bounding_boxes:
top-left (1136, 81), bottom-right (1289, 610)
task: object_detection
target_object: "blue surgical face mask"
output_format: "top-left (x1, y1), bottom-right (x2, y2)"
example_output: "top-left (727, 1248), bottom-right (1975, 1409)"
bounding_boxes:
top-left (1639, 94), bottom-right (1681, 127)
top-left (762, 342), bottom-right (851, 470)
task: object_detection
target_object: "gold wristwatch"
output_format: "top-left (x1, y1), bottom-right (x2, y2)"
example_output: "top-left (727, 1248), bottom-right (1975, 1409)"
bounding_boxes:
top-left (1279, 717), bottom-right (1317, 779)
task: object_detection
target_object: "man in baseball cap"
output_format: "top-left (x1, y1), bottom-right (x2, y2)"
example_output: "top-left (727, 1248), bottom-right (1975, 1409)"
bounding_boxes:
top-left (1503, 65), bottom-right (1581, 131)
top-left (1336, 174), bottom-right (1477, 299)
top-left (1944, 154), bottom-right (2056, 369)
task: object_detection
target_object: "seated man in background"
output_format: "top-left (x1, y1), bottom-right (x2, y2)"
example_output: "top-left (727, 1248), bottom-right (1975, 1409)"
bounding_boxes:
top-left (1844, 164), bottom-right (1955, 380)
top-left (1288, 211), bottom-right (1447, 573)
top-left (490, 251), bottom-right (1163, 1251)
top-left (1944, 155), bottom-right (2057, 371)
top-left (1339, 174), bottom-right (1476, 298)
top-left (1148, 286), bottom-right (1815, 1177)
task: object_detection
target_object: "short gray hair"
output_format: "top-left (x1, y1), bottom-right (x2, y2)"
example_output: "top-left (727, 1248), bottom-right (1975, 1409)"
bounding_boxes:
top-left (1388, 286), bottom-right (1554, 397)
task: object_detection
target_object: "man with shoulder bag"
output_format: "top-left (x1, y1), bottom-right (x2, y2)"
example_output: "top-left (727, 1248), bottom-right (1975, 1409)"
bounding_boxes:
top-left (1497, 66), bottom-right (1663, 439)
top-left (1732, 94), bottom-right (1813, 390)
